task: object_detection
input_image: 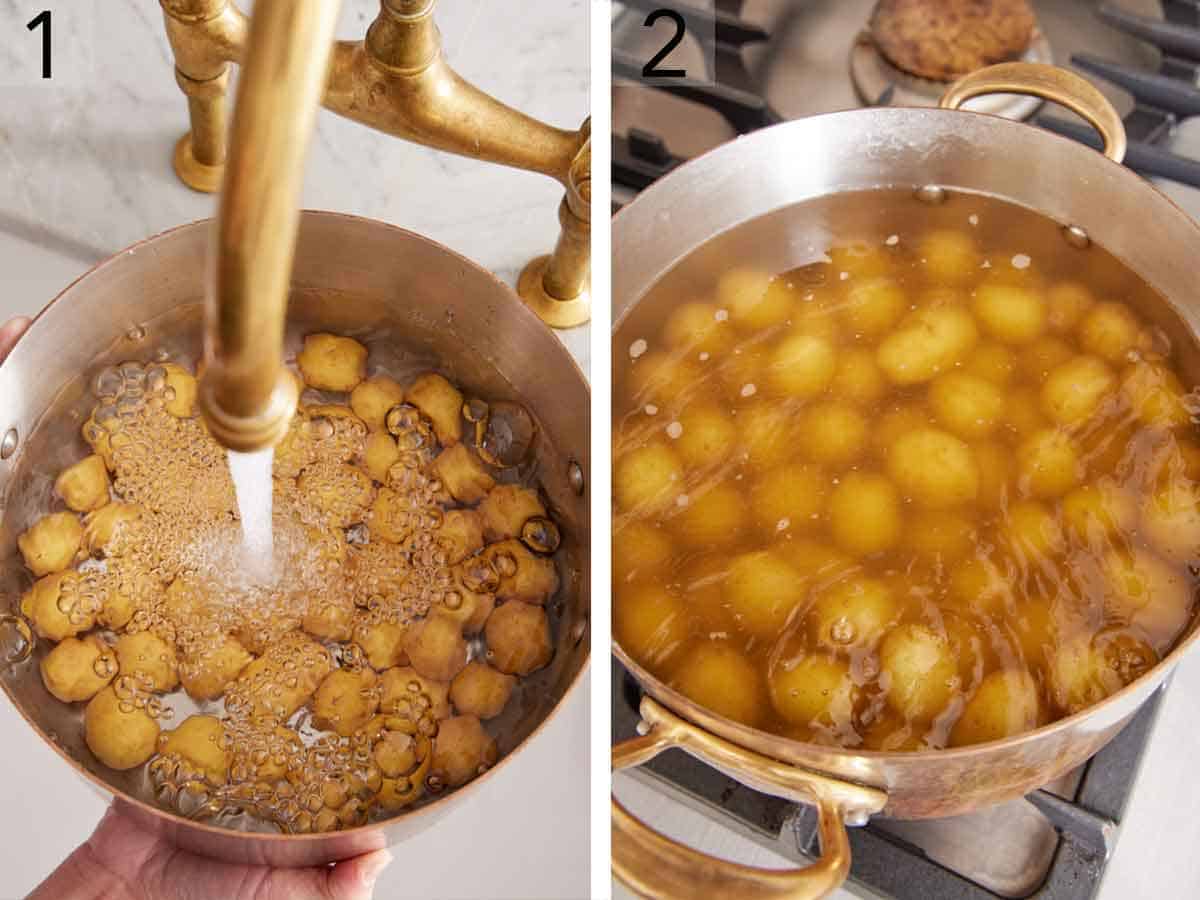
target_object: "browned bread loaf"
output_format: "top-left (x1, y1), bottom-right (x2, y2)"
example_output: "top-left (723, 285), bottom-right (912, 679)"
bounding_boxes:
top-left (870, 0), bottom-right (1036, 82)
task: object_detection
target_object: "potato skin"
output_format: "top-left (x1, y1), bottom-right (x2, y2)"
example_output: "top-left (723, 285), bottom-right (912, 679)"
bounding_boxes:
top-left (405, 612), bottom-right (469, 682)
top-left (615, 583), bottom-right (689, 668)
top-left (827, 471), bottom-right (902, 556)
top-left (313, 668), bottom-right (380, 737)
top-left (158, 715), bottom-right (229, 785)
top-left (350, 376), bottom-right (405, 431)
top-left (180, 634), bottom-right (253, 702)
top-left (85, 685), bottom-right (161, 770)
top-left (354, 620), bottom-right (410, 671)
top-left (949, 669), bottom-right (1041, 747)
top-left (879, 624), bottom-right (958, 720)
top-left (431, 715), bottom-right (498, 788)
top-left (671, 642), bottom-right (765, 727)
top-left (486, 539), bottom-right (560, 606)
top-left (297, 333), bottom-right (368, 392)
top-left (41, 635), bottom-right (117, 702)
top-left (887, 427), bottom-right (979, 508)
top-left (379, 666), bottom-right (451, 720)
top-left (437, 509), bottom-right (485, 565)
top-left (21, 572), bottom-right (95, 642)
top-left (82, 503), bottom-right (142, 557)
top-left (114, 632), bottom-right (179, 693)
top-left (877, 306), bottom-right (978, 385)
top-left (55, 455), bottom-right (110, 513)
top-left (363, 431), bottom-right (401, 483)
top-left (1041, 355), bottom-right (1114, 425)
top-left (770, 653), bottom-right (858, 728)
top-left (722, 551), bottom-right (806, 639)
top-left (485, 601), bottom-right (553, 676)
top-left (809, 577), bottom-right (899, 651)
top-left (431, 444), bottom-right (495, 505)
top-left (479, 484), bottom-right (548, 540)
top-left (450, 662), bottom-right (516, 720)
top-left (18, 512), bottom-right (83, 576)
top-left (670, 483), bottom-right (746, 548)
top-left (406, 372), bottom-right (464, 446)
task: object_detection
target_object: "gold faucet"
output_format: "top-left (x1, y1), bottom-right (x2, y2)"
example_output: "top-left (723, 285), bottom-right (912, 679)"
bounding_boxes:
top-left (162, 0), bottom-right (590, 452)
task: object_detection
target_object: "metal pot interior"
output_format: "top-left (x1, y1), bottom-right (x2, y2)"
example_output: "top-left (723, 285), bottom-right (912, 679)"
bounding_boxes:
top-left (0, 211), bottom-right (590, 838)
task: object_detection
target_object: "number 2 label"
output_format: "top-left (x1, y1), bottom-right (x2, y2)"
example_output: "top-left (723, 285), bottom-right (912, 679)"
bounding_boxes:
top-left (641, 9), bottom-right (686, 79)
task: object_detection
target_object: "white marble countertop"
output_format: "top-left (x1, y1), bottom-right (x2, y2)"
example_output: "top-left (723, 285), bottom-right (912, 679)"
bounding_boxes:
top-left (0, 1), bottom-right (589, 898)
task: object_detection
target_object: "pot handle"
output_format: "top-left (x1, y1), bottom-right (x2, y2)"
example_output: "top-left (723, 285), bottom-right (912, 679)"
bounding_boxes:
top-left (938, 62), bottom-right (1127, 165)
top-left (612, 696), bottom-right (888, 900)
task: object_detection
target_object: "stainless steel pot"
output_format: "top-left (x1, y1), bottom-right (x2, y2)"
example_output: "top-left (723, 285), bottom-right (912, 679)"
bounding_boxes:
top-left (611, 64), bottom-right (1200, 898)
top-left (0, 210), bottom-right (590, 867)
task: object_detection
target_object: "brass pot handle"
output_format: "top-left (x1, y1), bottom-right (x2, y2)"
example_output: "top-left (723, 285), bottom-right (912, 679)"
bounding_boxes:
top-left (938, 62), bottom-right (1127, 165)
top-left (612, 696), bottom-right (888, 900)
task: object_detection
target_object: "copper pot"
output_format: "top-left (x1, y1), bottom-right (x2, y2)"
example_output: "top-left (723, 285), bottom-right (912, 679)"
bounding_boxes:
top-left (611, 64), bottom-right (1200, 898)
top-left (0, 211), bottom-right (590, 867)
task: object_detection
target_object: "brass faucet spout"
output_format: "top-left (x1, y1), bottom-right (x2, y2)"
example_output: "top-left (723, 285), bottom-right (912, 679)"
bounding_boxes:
top-left (197, 0), bottom-right (342, 452)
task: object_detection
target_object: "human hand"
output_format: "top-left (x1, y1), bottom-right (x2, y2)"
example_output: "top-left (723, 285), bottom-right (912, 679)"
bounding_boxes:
top-left (0, 316), bottom-right (31, 362)
top-left (29, 806), bottom-right (392, 900)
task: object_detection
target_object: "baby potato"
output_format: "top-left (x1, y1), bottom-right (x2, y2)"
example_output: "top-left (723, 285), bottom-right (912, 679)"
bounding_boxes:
top-left (750, 462), bottom-right (825, 536)
top-left (236, 635), bottom-right (332, 722)
top-left (739, 402), bottom-right (801, 470)
top-left (85, 685), bottom-right (161, 770)
top-left (363, 431), bottom-right (401, 483)
top-left (615, 443), bottom-right (683, 513)
top-left (874, 403), bottom-right (931, 455)
top-left (798, 401), bottom-right (868, 466)
top-left (297, 333), bottom-right (368, 392)
top-left (1022, 336), bottom-right (1073, 382)
top-left (437, 509), bottom-right (484, 565)
top-left (613, 521), bottom-right (674, 584)
top-left (776, 539), bottom-right (857, 587)
top-left (1046, 281), bottom-right (1095, 334)
top-left (313, 667), bottom-right (380, 737)
top-left (671, 483), bottom-right (747, 548)
top-left (1079, 302), bottom-right (1140, 363)
top-left (161, 363), bottom-right (198, 418)
top-left (722, 550), bottom-right (806, 638)
top-left (973, 440), bottom-right (1013, 511)
top-left (948, 557), bottom-right (1011, 617)
top-left (158, 715), bottom-right (228, 785)
top-left (964, 341), bottom-right (1018, 385)
top-left (115, 632), bottom-right (179, 692)
top-left (431, 715), bottom-right (498, 788)
top-left (904, 510), bottom-right (975, 563)
top-left (877, 306), bottom-right (978, 385)
top-left (879, 624), bottom-right (958, 721)
top-left (888, 428), bottom-right (979, 508)
top-left (1122, 363), bottom-right (1191, 430)
top-left (179, 634), bottom-right (254, 702)
top-left (350, 376), bottom-right (405, 431)
top-left (82, 502), bottom-right (142, 557)
top-left (450, 661), bottom-right (516, 720)
top-left (628, 351), bottom-right (703, 405)
top-left (40, 635), bottom-right (116, 702)
top-left (485, 600), bottom-right (553, 676)
top-left (1016, 429), bottom-right (1081, 499)
top-left (767, 333), bottom-right (837, 398)
top-left (486, 539), bottom-right (560, 605)
top-left (928, 372), bottom-right (1004, 439)
top-left (303, 596), bottom-right (356, 643)
top-left (842, 277), bottom-right (906, 337)
top-left (832, 348), bottom-right (886, 406)
top-left (827, 471), bottom-right (902, 556)
top-left (431, 444), bottom-right (495, 505)
top-left (355, 620), bottom-right (410, 671)
top-left (479, 484), bottom-right (547, 540)
top-left (298, 463), bottom-right (374, 528)
top-left (369, 488), bottom-right (412, 544)
top-left (949, 669), bottom-right (1041, 746)
top-left (671, 641), bottom-right (765, 727)
top-left (1142, 479), bottom-right (1200, 564)
top-left (1040, 355), bottom-right (1115, 426)
top-left (809, 576), bottom-right (898, 651)
top-left (406, 612), bottom-right (469, 682)
top-left (972, 284), bottom-right (1046, 344)
top-left (769, 653), bottom-right (857, 727)
top-left (1101, 548), bottom-right (1192, 653)
top-left (405, 372), bottom-right (463, 446)
top-left (380, 666), bottom-right (451, 720)
top-left (1004, 500), bottom-right (1063, 560)
top-left (19, 511), bottom-right (82, 576)
top-left (1062, 482), bottom-right (1136, 545)
top-left (920, 229), bottom-right (980, 285)
top-left (718, 268), bottom-right (788, 331)
top-left (55, 455), bottom-right (110, 513)
top-left (81, 415), bottom-right (116, 471)
top-left (1048, 635), bottom-right (1123, 715)
top-left (664, 301), bottom-right (734, 354)
top-left (675, 402), bottom-right (737, 469)
top-left (21, 572), bottom-right (94, 642)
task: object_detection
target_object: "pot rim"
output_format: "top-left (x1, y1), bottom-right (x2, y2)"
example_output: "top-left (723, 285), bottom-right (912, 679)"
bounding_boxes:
top-left (611, 105), bottom-right (1200, 765)
top-left (0, 210), bottom-right (591, 843)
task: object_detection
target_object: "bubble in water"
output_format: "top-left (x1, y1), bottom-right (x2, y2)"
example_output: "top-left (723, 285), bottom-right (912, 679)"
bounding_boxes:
top-left (0, 616), bottom-right (34, 665)
top-left (520, 517), bottom-right (561, 554)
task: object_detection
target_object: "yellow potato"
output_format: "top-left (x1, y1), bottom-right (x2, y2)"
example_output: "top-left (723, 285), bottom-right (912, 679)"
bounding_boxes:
top-left (437, 509), bottom-right (484, 566)
top-left (671, 642), bottom-right (765, 727)
top-left (904, 510), bottom-right (975, 563)
top-left (627, 351), bottom-right (703, 405)
top-left (767, 334), bottom-right (836, 398)
top-left (972, 440), bottom-right (1012, 511)
top-left (81, 414), bottom-right (116, 471)
top-left (948, 557), bottom-right (1011, 617)
top-left (738, 401), bottom-right (801, 469)
top-left (405, 612), bottom-right (469, 682)
top-left (723, 550), bottom-right (806, 638)
top-left (369, 488), bottom-right (413, 544)
top-left (972, 284), bottom-right (1046, 344)
top-left (302, 595), bottom-right (356, 643)
top-left (887, 428), bottom-right (979, 508)
top-left (313, 667), bottom-right (380, 737)
top-left (363, 431), bottom-right (401, 483)
top-left (85, 685), bottom-right (160, 770)
top-left (350, 376), bottom-right (406, 431)
top-left (1047, 634), bottom-right (1147, 715)
top-left (613, 520), bottom-right (674, 584)
top-left (964, 341), bottom-right (1018, 385)
top-left (40, 635), bottom-right (116, 703)
top-left (297, 333), bottom-right (368, 392)
top-left (827, 471), bottom-right (902, 556)
top-left (20, 572), bottom-right (95, 642)
top-left (354, 620), bottom-right (410, 671)
top-left (1041, 355), bottom-right (1115, 426)
top-left (1102, 549), bottom-right (1191, 653)
top-left (1142, 479), bottom-right (1200, 564)
top-left (405, 372), bottom-right (463, 446)
top-left (115, 632), bottom-right (179, 693)
top-left (928, 372), bottom-right (1003, 439)
top-left (874, 403), bottom-right (931, 455)
top-left (775, 539), bottom-right (856, 587)
top-left (717, 268), bottom-right (788, 331)
top-left (1062, 482), bottom-right (1136, 545)
top-left (750, 462), bottom-right (825, 536)
top-left (1046, 281), bottom-right (1095, 334)
top-left (430, 715), bottom-right (497, 788)
top-left (614, 583), bottom-right (689, 668)
top-left (674, 402), bottom-right (737, 468)
top-left (920, 229), bottom-right (980, 285)
top-left (298, 463), bottom-right (374, 529)
top-left (1122, 363), bottom-right (1191, 430)
top-left (717, 345), bottom-right (769, 401)
top-left (949, 669), bottom-right (1041, 746)
top-left (55, 456), bottom-right (110, 513)
top-left (1022, 335), bottom-right (1073, 381)
top-left (431, 444), bottom-right (496, 504)
top-left (179, 634), bottom-right (254, 702)
top-left (1016, 429), bottom-right (1081, 499)
top-left (82, 503), bottom-right (142, 557)
top-left (379, 666), bottom-right (451, 720)
top-left (842, 277), bottom-right (906, 337)
top-left (1004, 500), bottom-right (1063, 560)
top-left (798, 401), bottom-right (868, 466)
top-left (877, 306), bottom-right (978, 385)
top-left (485, 601), bottom-right (553, 676)
top-left (664, 301), bottom-right (734, 354)
top-left (832, 348), bottom-right (886, 406)
top-left (18, 512), bottom-right (82, 576)
top-left (879, 624), bottom-right (958, 720)
top-left (1000, 386), bottom-right (1048, 439)
top-left (769, 653), bottom-right (857, 727)
top-left (1079, 302), bottom-right (1140, 363)
top-left (450, 661), bottom-right (517, 720)
top-left (161, 363), bottom-right (198, 418)
top-left (158, 715), bottom-right (229, 785)
top-left (614, 443), bottom-right (683, 513)
top-left (235, 634), bottom-right (332, 722)
top-left (483, 539), bottom-right (559, 606)
top-left (479, 484), bottom-right (547, 540)
top-left (808, 576), bottom-right (898, 650)
top-left (670, 483), bottom-right (746, 548)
